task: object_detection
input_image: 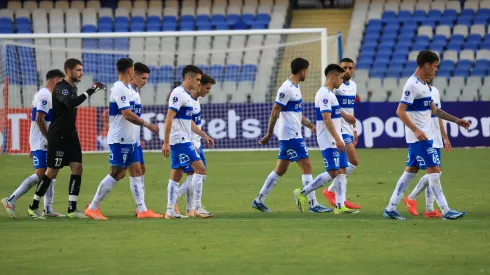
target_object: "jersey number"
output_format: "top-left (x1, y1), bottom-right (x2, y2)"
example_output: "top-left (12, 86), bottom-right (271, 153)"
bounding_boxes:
top-left (334, 157), bottom-right (340, 167)
top-left (432, 154), bottom-right (440, 165)
top-left (54, 157), bottom-right (62, 167)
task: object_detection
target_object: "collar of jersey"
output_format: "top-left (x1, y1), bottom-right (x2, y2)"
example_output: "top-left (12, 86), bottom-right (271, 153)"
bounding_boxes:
top-left (287, 79), bottom-right (299, 88)
top-left (411, 74), bottom-right (426, 85)
top-left (323, 86), bottom-right (333, 93)
top-left (116, 80), bottom-right (130, 89)
top-left (343, 81), bottom-right (350, 86)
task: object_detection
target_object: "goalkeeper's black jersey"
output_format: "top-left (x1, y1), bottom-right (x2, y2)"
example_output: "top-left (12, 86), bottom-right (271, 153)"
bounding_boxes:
top-left (48, 79), bottom-right (87, 138)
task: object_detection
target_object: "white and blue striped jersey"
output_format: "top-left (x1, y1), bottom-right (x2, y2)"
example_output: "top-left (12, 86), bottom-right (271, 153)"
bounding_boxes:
top-left (334, 80), bottom-right (357, 136)
top-left (130, 85), bottom-right (142, 146)
top-left (430, 86), bottom-right (443, 149)
top-left (190, 96), bottom-right (203, 148)
top-left (315, 86), bottom-right (342, 150)
top-left (29, 88), bottom-right (52, 151)
top-left (168, 86), bottom-right (194, 145)
top-left (108, 81), bottom-right (136, 145)
top-left (274, 79), bottom-right (303, 141)
top-left (400, 75), bottom-right (433, 144)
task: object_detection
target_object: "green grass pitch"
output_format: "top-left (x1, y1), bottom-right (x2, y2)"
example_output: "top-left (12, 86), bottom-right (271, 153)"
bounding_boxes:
top-left (0, 148), bottom-right (489, 274)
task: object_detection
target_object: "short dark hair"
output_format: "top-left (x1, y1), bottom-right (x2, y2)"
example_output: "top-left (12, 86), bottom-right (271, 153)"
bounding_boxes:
top-left (64, 58), bottom-right (82, 72)
top-left (416, 50), bottom-right (439, 67)
top-left (46, 69), bottom-right (65, 79)
top-left (340, 57), bottom-right (355, 65)
top-left (182, 65), bottom-right (203, 80)
top-left (291, 58), bottom-right (309, 74)
top-left (117, 58), bottom-right (134, 73)
top-left (134, 62), bottom-right (150, 74)
top-left (324, 64), bottom-right (345, 77)
top-left (200, 74), bottom-right (216, 85)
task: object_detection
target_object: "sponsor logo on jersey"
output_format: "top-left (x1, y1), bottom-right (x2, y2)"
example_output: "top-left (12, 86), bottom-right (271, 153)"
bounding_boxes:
top-left (173, 97), bottom-right (178, 103)
top-left (56, 151), bottom-right (64, 157)
top-left (279, 93), bottom-right (285, 99)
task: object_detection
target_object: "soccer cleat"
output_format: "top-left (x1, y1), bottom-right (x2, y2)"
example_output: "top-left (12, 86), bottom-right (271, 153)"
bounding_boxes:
top-left (251, 199), bottom-right (271, 213)
top-left (43, 209), bottom-right (66, 218)
top-left (322, 189), bottom-right (336, 206)
top-left (136, 210), bottom-right (164, 219)
top-left (293, 188), bottom-right (308, 213)
top-left (194, 207), bottom-right (214, 218)
top-left (334, 206), bottom-right (359, 214)
top-left (309, 204), bottom-right (333, 213)
top-left (344, 200), bottom-right (361, 209)
top-left (403, 196), bottom-right (419, 216)
top-left (165, 209), bottom-right (188, 219)
top-left (27, 208), bottom-right (46, 219)
top-left (1, 197), bottom-right (16, 219)
top-left (383, 209), bottom-right (407, 220)
top-left (424, 210), bottom-right (443, 218)
top-left (83, 208), bottom-right (106, 220)
top-left (442, 209), bottom-right (466, 220)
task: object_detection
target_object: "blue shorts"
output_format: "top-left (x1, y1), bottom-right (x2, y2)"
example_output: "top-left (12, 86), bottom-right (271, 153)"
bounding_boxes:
top-left (278, 138), bottom-right (309, 162)
top-left (32, 150), bottom-right (47, 169)
top-left (171, 142), bottom-right (202, 170)
top-left (321, 148), bottom-right (341, 171)
top-left (183, 146), bottom-right (206, 173)
top-left (135, 145), bottom-right (145, 165)
top-left (406, 140), bottom-right (440, 170)
top-left (342, 134), bottom-right (354, 145)
top-left (109, 143), bottom-right (139, 168)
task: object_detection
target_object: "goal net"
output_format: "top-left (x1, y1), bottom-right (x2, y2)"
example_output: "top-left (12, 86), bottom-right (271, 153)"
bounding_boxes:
top-left (0, 29), bottom-right (336, 154)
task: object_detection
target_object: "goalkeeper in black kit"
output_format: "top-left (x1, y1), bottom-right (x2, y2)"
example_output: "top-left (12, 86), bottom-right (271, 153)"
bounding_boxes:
top-left (27, 58), bottom-right (106, 219)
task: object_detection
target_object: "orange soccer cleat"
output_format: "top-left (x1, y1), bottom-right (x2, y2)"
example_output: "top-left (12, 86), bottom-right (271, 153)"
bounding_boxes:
top-left (344, 200), bottom-right (362, 209)
top-left (136, 210), bottom-right (164, 219)
top-left (84, 204), bottom-right (108, 220)
top-left (403, 196), bottom-right (419, 216)
top-left (322, 189), bottom-right (336, 206)
top-left (424, 210), bottom-right (443, 218)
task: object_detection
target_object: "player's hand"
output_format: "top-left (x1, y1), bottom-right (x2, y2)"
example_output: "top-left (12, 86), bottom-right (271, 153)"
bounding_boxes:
top-left (456, 118), bottom-right (470, 129)
top-left (28, 151), bottom-right (33, 159)
top-left (162, 143), bottom-right (170, 158)
top-left (205, 136), bottom-right (215, 149)
top-left (353, 131), bottom-right (358, 147)
top-left (310, 125), bottom-right (317, 135)
top-left (414, 129), bottom-right (428, 141)
top-left (86, 82), bottom-right (106, 96)
top-left (147, 123), bottom-right (159, 134)
top-left (259, 134), bottom-right (272, 145)
top-left (343, 113), bottom-right (356, 125)
top-left (335, 138), bottom-right (346, 153)
top-left (443, 138), bottom-right (452, 153)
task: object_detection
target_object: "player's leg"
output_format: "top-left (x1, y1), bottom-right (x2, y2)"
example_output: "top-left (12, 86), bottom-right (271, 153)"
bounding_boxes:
top-left (64, 135), bottom-right (86, 218)
top-left (166, 168), bottom-right (187, 219)
top-left (252, 139), bottom-right (292, 212)
top-left (423, 149), bottom-right (442, 218)
top-left (296, 157), bottom-right (331, 213)
top-left (188, 147), bottom-right (213, 218)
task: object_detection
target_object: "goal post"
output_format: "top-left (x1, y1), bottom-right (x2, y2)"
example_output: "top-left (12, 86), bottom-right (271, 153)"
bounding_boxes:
top-left (0, 28), bottom-right (336, 154)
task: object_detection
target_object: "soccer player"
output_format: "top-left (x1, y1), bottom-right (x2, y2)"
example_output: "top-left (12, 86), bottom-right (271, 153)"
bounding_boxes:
top-left (251, 58), bottom-right (331, 213)
top-left (84, 58), bottom-right (159, 220)
top-left (402, 76), bottom-right (451, 218)
top-left (26, 58), bottom-right (105, 219)
top-left (176, 74), bottom-right (215, 218)
top-left (162, 65), bottom-right (214, 219)
top-left (293, 64), bottom-right (359, 214)
top-left (323, 58), bottom-right (361, 209)
top-left (383, 50), bottom-right (470, 220)
top-left (1, 69), bottom-right (66, 219)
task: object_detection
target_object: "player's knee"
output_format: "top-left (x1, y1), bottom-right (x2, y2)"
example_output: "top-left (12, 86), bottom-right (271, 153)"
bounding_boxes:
top-left (110, 166), bottom-right (126, 181)
top-left (329, 170), bottom-right (339, 178)
top-left (350, 159), bottom-right (359, 166)
top-left (195, 166), bottom-right (206, 175)
top-left (46, 168), bottom-right (59, 179)
top-left (71, 165), bottom-right (83, 175)
top-left (35, 169), bottom-right (46, 178)
top-left (141, 165), bottom-right (146, 175)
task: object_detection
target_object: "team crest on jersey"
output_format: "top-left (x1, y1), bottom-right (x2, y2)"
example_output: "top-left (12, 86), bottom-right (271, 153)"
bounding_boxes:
top-left (121, 96), bottom-right (126, 102)
top-left (120, 147), bottom-right (130, 154)
top-left (41, 100), bottom-right (47, 105)
top-left (333, 151), bottom-right (339, 158)
top-left (323, 98), bottom-right (328, 105)
top-left (179, 153), bottom-right (190, 164)
top-left (62, 89), bottom-right (69, 95)
top-left (279, 93), bottom-right (285, 99)
top-left (287, 149), bottom-right (298, 160)
top-left (173, 97), bottom-right (178, 103)
top-left (405, 90), bottom-right (410, 96)
top-left (416, 156), bottom-right (426, 166)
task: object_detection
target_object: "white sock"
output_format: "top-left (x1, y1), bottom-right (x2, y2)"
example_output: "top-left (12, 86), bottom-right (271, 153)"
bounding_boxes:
top-left (386, 171), bottom-right (417, 211)
top-left (301, 172), bottom-right (333, 195)
top-left (185, 176), bottom-right (194, 213)
top-left (44, 179), bottom-right (56, 212)
top-left (177, 175), bottom-right (192, 198)
top-left (334, 174), bottom-right (346, 208)
top-left (130, 176), bottom-right (147, 212)
top-left (346, 162), bottom-right (356, 176)
top-left (425, 186), bottom-right (435, 212)
top-left (343, 176), bottom-right (348, 203)
top-left (408, 174), bottom-right (429, 200)
top-left (256, 171), bottom-right (280, 203)
top-left (8, 174), bottom-right (40, 203)
top-left (89, 175), bottom-right (117, 210)
top-left (327, 181), bottom-right (335, 192)
top-left (302, 174), bottom-right (317, 206)
top-left (192, 174), bottom-right (205, 210)
top-left (166, 179), bottom-right (179, 212)
top-left (428, 173), bottom-right (449, 215)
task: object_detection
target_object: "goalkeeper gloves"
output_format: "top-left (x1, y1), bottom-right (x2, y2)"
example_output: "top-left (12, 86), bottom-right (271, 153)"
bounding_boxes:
top-left (86, 82), bottom-right (106, 96)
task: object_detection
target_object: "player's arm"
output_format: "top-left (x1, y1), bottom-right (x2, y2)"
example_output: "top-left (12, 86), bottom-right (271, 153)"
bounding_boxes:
top-left (301, 116), bottom-right (316, 134)
top-left (191, 121), bottom-right (214, 148)
top-left (439, 117), bottom-right (452, 152)
top-left (396, 103), bottom-right (427, 141)
top-left (259, 103), bottom-right (282, 145)
top-left (162, 108), bottom-right (176, 158)
top-left (35, 112), bottom-right (48, 140)
top-left (120, 109), bottom-right (158, 133)
top-left (431, 102), bottom-right (470, 129)
top-left (340, 110), bottom-right (356, 125)
top-left (55, 82), bottom-right (105, 108)
top-left (322, 112), bottom-right (345, 152)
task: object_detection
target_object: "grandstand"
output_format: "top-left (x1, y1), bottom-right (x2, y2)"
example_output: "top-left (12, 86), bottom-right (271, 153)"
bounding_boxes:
top-left (344, 0), bottom-right (490, 102)
top-left (0, 0), bottom-right (291, 107)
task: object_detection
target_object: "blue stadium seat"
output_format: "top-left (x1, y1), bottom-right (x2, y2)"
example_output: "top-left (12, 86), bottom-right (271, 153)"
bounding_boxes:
top-left (160, 66), bottom-right (173, 83)
top-left (471, 69), bottom-right (487, 77)
top-left (398, 10), bottom-right (411, 20)
top-left (439, 18), bottom-right (455, 26)
top-left (475, 59), bottom-right (490, 69)
top-left (394, 43), bottom-right (411, 52)
top-left (443, 9), bottom-right (458, 19)
top-left (358, 55), bottom-right (374, 64)
top-left (437, 70), bottom-right (452, 78)
top-left (242, 14), bottom-right (255, 25)
top-left (250, 23), bottom-right (266, 29)
top-left (420, 21), bottom-right (436, 28)
top-left (356, 62), bottom-right (371, 70)
top-left (226, 14), bottom-right (240, 26)
top-left (392, 54), bottom-right (407, 63)
top-left (446, 43), bottom-right (462, 51)
top-left (474, 17), bottom-right (489, 25)
top-left (147, 66), bottom-right (159, 84)
top-left (481, 42), bottom-right (490, 50)
top-left (211, 14), bottom-right (225, 26)
top-left (378, 44), bottom-right (393, 52)
top-left (256, 13), bottom-right (271, 25)
top-left (461, 9), bottom-right (476, 19)
top-left (457, 60), bottom-right (473, 70)
top-left (132, 23), bottom-right (146, 32)
top-left (428, 45), bottom-right (444, 53)
top-left (457, 18), bottom-right (473, 26)
top-left (467, 34), bottom-right (482, 44)
top-left (198, 22), bottom-right (212, 30)
top-left (180, 23), bottom-right (195, 31)
top-left (370, 71), bottom-right (386, 79)
top-left (361, 43), bottom-right (377, 51)
top-left (147, 15), bottom-right (160, 24)
top-left (453, 68), bottom-right (470, 78)
top-left (115, 23), bottom-right (129, 32)
top-left (384, 23), bottom-right (400, 32)
top-left (426, 10), bottom-right (442, 23)
top-left (401, 22), bottom-right (418, 32)
top-left (450, 35), bottom-right (465, 43)
top-left (209, 65), bottom-right (224, 82)
top-left (463, 43), bottom-right (479, 51)
top-left (440, 60), bottom-right (455, 69)
top-left (225, 64), bottom-right (240, 81)
top-left (215, 23), bottom-right (229, 30)
top-left (363, 36), bottom-right (379, 44)
top-left (382, 11), bottom-right (397, 24)
top-left (380, 33), bottom-right (397, 42)
top-left (114, 38), bottom-right (128, 50)
top-left (241, 64), bottom-right (257, 82)
top-left (163, 16), bottom-right (177, 24)
top-left (181, 15), bottom-right (195, 24)
top-left (415, 35), bottom-right (430, 44)
top-left (399, 30), bottom-right (415, 39)
top-left (197, 15), bottom-right (210, 24)
top-left (398, 37), bottom-right (413, 44)
top-left (375, 52), bottom-right (391, 59)
top-left (233, 20), bottom-right (247, 30)
top-left (412, 10), bottom-right (426, 23)
top-left (0, 19), bottom-right (13, 33)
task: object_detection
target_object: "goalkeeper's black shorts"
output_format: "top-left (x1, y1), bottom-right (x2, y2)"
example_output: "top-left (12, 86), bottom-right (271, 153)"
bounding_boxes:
top-left (47, 134), bottom-right (82, 169)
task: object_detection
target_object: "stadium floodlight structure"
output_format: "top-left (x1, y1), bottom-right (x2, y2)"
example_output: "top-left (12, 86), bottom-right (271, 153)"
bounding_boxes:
top-left (0, 28), bottom-right (337, 154)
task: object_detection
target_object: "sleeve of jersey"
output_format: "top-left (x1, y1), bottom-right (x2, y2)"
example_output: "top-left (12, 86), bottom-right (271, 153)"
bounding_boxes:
top-left (113, 87), bottom-right (131, 110)
top-left (35, 94), bottom-right (50, 114)
top-left (274, 86), bottom-right (291, 107)
top-left (400, 82), bottom-right (415, 105)
top-left (54, 84), bottom-right (87, 108)
top-left (319, 92), bottom-right (332, 113)
top-left (168, 91), bottom-right (182, 112)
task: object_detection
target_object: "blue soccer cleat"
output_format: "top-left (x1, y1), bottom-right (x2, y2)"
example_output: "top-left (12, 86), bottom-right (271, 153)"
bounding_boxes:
top-left (251, 200), bottom-right (271, 213)
top-left (309, 204), bottom-right (333, 213)
top-left (442, 209), bottom-right (466, 220)
top-left (383, 209), bottom-right (407, 220)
